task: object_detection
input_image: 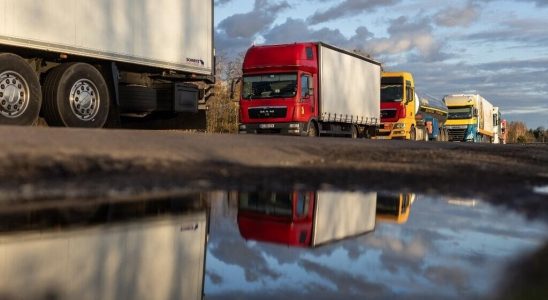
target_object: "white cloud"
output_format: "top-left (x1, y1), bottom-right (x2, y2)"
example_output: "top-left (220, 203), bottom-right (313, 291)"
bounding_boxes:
top-left (503, 106), bottom-right (548, 115)
top-left (434, 2), bottom-right (480, 27)
top-left (217, 0), bottom-right (290, 39)
top-left (307, 0), bottom-right (401, 25)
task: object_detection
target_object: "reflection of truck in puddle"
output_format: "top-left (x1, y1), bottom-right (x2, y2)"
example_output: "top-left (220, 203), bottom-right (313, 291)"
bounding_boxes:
top-left (237, 191), bottom-right (377, 247)
top-left (376, 193), bottom-right (415, 224)
top-left (0, 198), bottom-right (208, 300)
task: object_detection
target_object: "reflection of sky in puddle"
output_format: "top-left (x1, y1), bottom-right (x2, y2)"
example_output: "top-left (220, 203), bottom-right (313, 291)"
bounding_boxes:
top-left (205, 193), bottom-right (548, 299)
top-left (1, 191), bottom-right (545, 299)
top-left (534, 186), bottom-right (548, 195)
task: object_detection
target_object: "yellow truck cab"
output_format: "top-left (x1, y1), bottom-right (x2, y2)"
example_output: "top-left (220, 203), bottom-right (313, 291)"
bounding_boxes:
top-left (378, 72), bottom-right (419, 140)
top-left (444, 93), bottom-right (495, 143)
top-left (376, 193), bottom-right (415, 224)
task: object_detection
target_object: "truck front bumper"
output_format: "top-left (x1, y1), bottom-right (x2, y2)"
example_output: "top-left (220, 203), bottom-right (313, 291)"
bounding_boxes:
top-left (447, 125), bottom-right (475, 142)
top-left (239, 122), bottom-right (307, 136)
top-left (375, 123), bottom-right (407, 140)
top-left (374, 129), bottom-right (392, 139)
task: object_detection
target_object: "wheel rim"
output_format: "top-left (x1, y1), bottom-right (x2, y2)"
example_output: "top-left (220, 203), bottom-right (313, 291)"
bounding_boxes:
top-left (69, 79), bottom-right (100, 121)
top-left (0, 71), bottom-right (30, 118)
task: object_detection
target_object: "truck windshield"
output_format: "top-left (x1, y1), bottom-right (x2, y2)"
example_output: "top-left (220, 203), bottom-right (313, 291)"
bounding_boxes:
top-left (448, 106), bottom-right (473, 119)
top-left (381, 77), bottom-right (404, 102)
top-left (238, 192), bottom-right (292, 217)
top-left (377, 194), bottom-right (400, 216)
top-left (242, 74), bottom-right (297, 99)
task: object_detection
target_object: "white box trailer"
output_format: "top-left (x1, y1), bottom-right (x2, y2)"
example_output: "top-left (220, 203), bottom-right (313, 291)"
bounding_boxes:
top-left (312, 191), bottom-right (377, 247)
top-left (492, 106), bottom-right (501, 144)
top-left (479, 95), bottom-right (494, 136)
top-left (0, 0), bottom-right (214, 128)
top-left (318, 44), bottom-right (381, 128)
top-left (0, 213), bottom-right (208, 300)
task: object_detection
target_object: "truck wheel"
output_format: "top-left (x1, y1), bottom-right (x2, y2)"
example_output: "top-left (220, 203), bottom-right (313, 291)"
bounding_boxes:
top-left (351, 125), bottom-right (358, 139)
top-left (43, 63), bottom-right (109, 128)
top-left (364, 126), bottom-right (376, 139)
top-left (435, 128), bottom-right (443, 141)
top-left (409, 126), bottom-right (416, 141)
top-left (308, 121), bottom-right (318, 137)
top-left (0, 53), bottom-right (42, 125)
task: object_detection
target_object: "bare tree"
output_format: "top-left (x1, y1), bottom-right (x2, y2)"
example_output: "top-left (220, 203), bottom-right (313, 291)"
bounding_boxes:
top-left (507, 121), bottom-right (536, 143)
top-left (206, 53), bottom-right (244, 133)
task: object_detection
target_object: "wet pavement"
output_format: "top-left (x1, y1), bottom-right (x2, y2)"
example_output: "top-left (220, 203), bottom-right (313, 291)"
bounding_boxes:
top-left (1, 191), bottom-right (546, 300)
top-left (1, 127), bottom-right (547, 219)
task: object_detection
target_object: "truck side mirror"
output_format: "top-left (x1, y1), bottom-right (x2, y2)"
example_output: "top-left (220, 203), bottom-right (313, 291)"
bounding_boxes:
top-left (473, 108), bottom-right (478, 117)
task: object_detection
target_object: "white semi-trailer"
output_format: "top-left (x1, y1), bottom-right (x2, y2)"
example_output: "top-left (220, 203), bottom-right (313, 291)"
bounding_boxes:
top-left (0, 0), bottom-right (214, 128)
top-left (0, 211), bottom-right (208, 300)
top-left (492, 106), bottom-right (502, 144)
top-left (312, 191), bottom-right (377, 246)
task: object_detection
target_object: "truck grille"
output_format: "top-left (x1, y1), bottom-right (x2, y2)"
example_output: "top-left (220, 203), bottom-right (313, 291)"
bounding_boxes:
top-left (256, 128), bottom-right (282, 134)
top-left (249, 107), bottom-right (287, 119)
top-left (448, 129), bottom-right (466, 141)
top-left (376, 131), bottom-right (391, 137)
top-left (381, 109), bottom-right (397, 119)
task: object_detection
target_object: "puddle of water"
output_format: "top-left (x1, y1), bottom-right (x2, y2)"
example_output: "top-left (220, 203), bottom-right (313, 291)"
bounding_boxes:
top-left (534, 186), bottom-right (548, 195)
top-left (0, 191), bottom-right (546, 300)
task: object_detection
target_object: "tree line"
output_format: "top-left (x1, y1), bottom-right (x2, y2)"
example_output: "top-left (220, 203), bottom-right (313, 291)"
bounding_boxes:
top-left (507, 122), bottom-right (547, 144)
top-left (206, 53), bottom-right (242, 134)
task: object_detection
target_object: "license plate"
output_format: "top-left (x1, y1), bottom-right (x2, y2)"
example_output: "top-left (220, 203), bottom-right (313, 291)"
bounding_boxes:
top-left (259, 124), bottom-right (275, 129)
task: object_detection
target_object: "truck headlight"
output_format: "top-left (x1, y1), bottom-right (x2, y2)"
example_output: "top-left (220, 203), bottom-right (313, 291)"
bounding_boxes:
top-left (289, 123), bottom-right (300, 129)
top-left (394, 123), bottom-right (405, 129)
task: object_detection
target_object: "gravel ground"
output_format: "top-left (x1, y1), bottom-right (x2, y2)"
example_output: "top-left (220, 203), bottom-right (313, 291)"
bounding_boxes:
top-left (0, 126), bottom-right (546, 218)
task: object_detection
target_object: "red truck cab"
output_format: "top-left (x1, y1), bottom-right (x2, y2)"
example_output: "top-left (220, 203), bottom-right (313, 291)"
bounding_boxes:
top-left (239, 43), bottom-right (319, 136)
top-left (237, 192), bottom-right (316, 247)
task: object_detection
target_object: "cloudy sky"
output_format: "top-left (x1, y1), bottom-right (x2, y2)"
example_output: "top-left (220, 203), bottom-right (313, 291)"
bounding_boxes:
top-left (214, 0), bottom-right (548, 128)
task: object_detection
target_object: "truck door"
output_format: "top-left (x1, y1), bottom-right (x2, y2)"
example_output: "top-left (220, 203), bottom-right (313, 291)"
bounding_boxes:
top-left (405, 81), bottom-right (416, 117)
top-left (300, 73), bottom-right (314, 118)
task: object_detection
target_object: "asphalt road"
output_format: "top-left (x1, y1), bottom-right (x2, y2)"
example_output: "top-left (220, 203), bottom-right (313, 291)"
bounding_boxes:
top-left (0, 126), bottom-right (547, 217)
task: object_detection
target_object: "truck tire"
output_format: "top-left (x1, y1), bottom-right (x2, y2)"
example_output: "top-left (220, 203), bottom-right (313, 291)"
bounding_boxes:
top-left (351, 125), bottom-right (358, 139)
top-left (0, 53), bottom-right (42, 126)
top-left (308, 121), bottom-right (318, 137)
top-left (42, 63), bottom-right (109, 128)
top-left (435, 128), bottom-right (442, 141)
top-left (409, 126), bottom-right (416, 141)
top-left (364, 126), bottom-right (376, 139)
